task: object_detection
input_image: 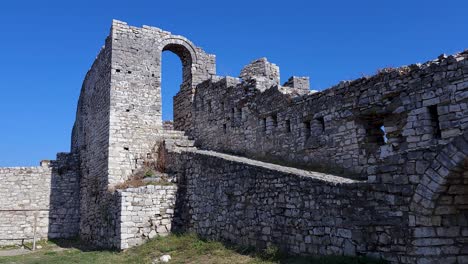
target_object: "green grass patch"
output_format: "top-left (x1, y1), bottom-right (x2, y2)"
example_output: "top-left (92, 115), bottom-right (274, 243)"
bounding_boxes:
top-left (0, 233), bottom-right (386, 264)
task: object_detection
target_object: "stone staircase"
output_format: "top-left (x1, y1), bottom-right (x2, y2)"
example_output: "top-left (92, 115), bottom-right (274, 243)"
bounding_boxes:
top-left (161, 130), bottom-right (197, 153)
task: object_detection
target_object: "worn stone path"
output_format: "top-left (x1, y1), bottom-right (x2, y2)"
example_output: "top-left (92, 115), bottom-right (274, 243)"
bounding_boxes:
top-left (189, 149), bottom-right (361, 184)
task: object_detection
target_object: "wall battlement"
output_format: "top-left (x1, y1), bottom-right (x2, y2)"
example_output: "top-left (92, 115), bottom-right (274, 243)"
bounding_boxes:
top-left (1, 20), bottom-right (467, 263)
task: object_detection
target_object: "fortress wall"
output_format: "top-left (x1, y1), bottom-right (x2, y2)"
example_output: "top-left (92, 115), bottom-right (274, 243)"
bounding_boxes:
top-left (167, 150), bottom-right (408, 262)
top-left (192, 52), bottom-right (468, 178)
top-left (0, 153), bottom-right (80, 246)
top-left (166, 149), bottom-right (468, 263)
top-left (0, 166), bottom-right (51, 245)
top-left (70, 31), bottom-right (114, 246)
top-left (107, 20), bottom-right (215, 186)
top-left (117, 185), bottom-right (177, 249)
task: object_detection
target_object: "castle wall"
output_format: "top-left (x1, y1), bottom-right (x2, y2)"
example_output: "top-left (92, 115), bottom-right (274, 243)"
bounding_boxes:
top-left (71, 33), bottom-right (115, 246)
top-left (107, 20), bottom-right (215, 186)
top-left (0, 153), bottom-right (80, 246)
top-left (166, 149), bottom-right (468, 263)
top-left (192, 53), bottom-right (468, 178)
top-left (117, 185), bottom-right (177, 249)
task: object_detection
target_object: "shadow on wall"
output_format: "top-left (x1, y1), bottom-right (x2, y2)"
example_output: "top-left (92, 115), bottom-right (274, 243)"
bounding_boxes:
top-left (47, 153), bottom-right (81, 240)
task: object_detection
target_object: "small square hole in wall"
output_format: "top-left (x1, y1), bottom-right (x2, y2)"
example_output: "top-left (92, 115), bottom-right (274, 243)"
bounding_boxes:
top-left (124, 147), bottom-right (129, 151)
top-left (151, 74), bottom-right (155, 77)
top-left (127, 71), bottom-right (132, 74)
top-left (366, 120), bottom-right (386, 146)
top-left (116, 69), bottom-right (121, 73)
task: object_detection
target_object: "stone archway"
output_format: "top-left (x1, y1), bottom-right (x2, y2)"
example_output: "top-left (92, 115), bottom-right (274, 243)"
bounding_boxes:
top-left (157, 37), bottom-right (201, 132)
top-left (411, 132), bottom-right (468, 214)
top-left (408, 132), bottom-right (468, 261)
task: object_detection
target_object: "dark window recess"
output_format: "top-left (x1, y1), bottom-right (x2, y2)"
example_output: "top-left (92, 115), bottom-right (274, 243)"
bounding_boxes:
top-left (116, 69), bottom-right (121, 73)
top-left (125, 109), bottom-right (130, 112)
top-left (127, 71), bottom-right (132, 74)
top-left (151, 74), bottom-right (155, 77)
top-left (262, 118), bottom-right (267, 132)
top-left (311, 117), bottom-right (325, 136)
top-left (223, 124), bottom-right (227, 134)
top-left (317, 117), bottom-right (325, 132)
top-left (221, 102), bottom-right (225, 111)
top-left (207, 100), bottom-right (212, 113)
top-left (366, 120), bottom-right (386, 146)
top-left (303, 121), bottom-right (311, 139)
top-left (272, 114), bottom-right (278, 127)
top-left (285, 120), bottom-right (291, 132)
top-left (428, 105), bottom-right (441, 139)
top-left (238, 108), bottom-right (242, 120)
top-left (124, 147), bottom-right (129, 151)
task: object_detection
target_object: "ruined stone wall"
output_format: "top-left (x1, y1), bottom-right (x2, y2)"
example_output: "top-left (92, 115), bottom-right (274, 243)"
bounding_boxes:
top-left (167, 150), bottom-right (405, 261)
top-left (108, 20), bottom-right (215, 186)
top-left (192, 53), bottom-right (468, 178)
top-left (118, 185), bottom-right (177, 249)
top-left (71, 32), bottom-right (115, 246)
top-left (0, 153), bottom-right (80, 246)
top-left (165, 148), bottom-right (468, 263)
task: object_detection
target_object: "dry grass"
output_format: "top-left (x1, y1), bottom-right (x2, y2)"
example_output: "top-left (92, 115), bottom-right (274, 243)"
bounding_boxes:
top-left (113, 141), bottom-right (172, 190)
top-left (0, 234), bottom-right (387, 264)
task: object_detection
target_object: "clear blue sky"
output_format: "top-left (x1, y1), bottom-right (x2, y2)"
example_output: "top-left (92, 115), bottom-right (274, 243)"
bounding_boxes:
top-left (0, 0), bottom-right (467, 166)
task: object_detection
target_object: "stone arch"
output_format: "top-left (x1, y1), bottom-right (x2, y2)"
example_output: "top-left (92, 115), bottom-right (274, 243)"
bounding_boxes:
top-left (158, 37), bottom-right (198, 90)
top-left (410, 131), bottom-right (468, 215)
top-left (156, 36), bottom-right (200, 131)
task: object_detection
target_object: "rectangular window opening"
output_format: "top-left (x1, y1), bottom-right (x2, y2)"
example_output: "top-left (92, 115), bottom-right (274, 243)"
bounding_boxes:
top-left (262, 118), bottom-right (267, 132)
top-left (272, 114), bottom-right (278, 127)
top-left (303, 121), bottom-right (311, 139)
top-left (285, 120), bottom-right (291, 133)
top-left (428, 105), bottom-right (441, 139)
top-left (208, 100), bottom-right (212, 113)
top-left (317, 117), bottom-right (325, 132)
top-left (223, 124), bottom-right (227, 134)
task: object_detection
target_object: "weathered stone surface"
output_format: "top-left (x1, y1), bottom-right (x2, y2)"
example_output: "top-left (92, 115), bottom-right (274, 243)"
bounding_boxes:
top-left (0, 20), bottom-right (467, 264)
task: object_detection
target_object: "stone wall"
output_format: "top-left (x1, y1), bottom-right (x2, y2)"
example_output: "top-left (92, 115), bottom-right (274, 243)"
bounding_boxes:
top-left (166, 148), bottom-right (468, 263)
top-left (108, 20), bottom-right (216, 187)
top-left (70, 29), bottom-right (114, 246)
top-left (0, 153), bottom-right (80, 246)
top-left (192, 52), bottom-right (468, 178)
top-left (118, 185), bottom-right (177, 249)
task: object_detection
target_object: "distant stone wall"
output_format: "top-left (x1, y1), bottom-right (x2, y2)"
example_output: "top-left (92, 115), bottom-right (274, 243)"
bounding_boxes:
top-left (0, 153), bottom-right (80, 246)
top-left (117, 185), bottom-right (177, 249)
top-left (192, 52), bottom-right (468, 178)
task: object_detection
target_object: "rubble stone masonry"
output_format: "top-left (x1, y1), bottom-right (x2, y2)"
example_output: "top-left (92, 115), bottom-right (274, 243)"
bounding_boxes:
top-left (0, 20), bottom-right (467, 263)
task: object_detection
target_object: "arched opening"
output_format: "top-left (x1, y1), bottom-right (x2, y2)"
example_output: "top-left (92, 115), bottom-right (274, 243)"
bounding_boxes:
top-left (160, 43), bottom-right (194, 131)
top-left (161, 51), bottom-right (182, 126)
